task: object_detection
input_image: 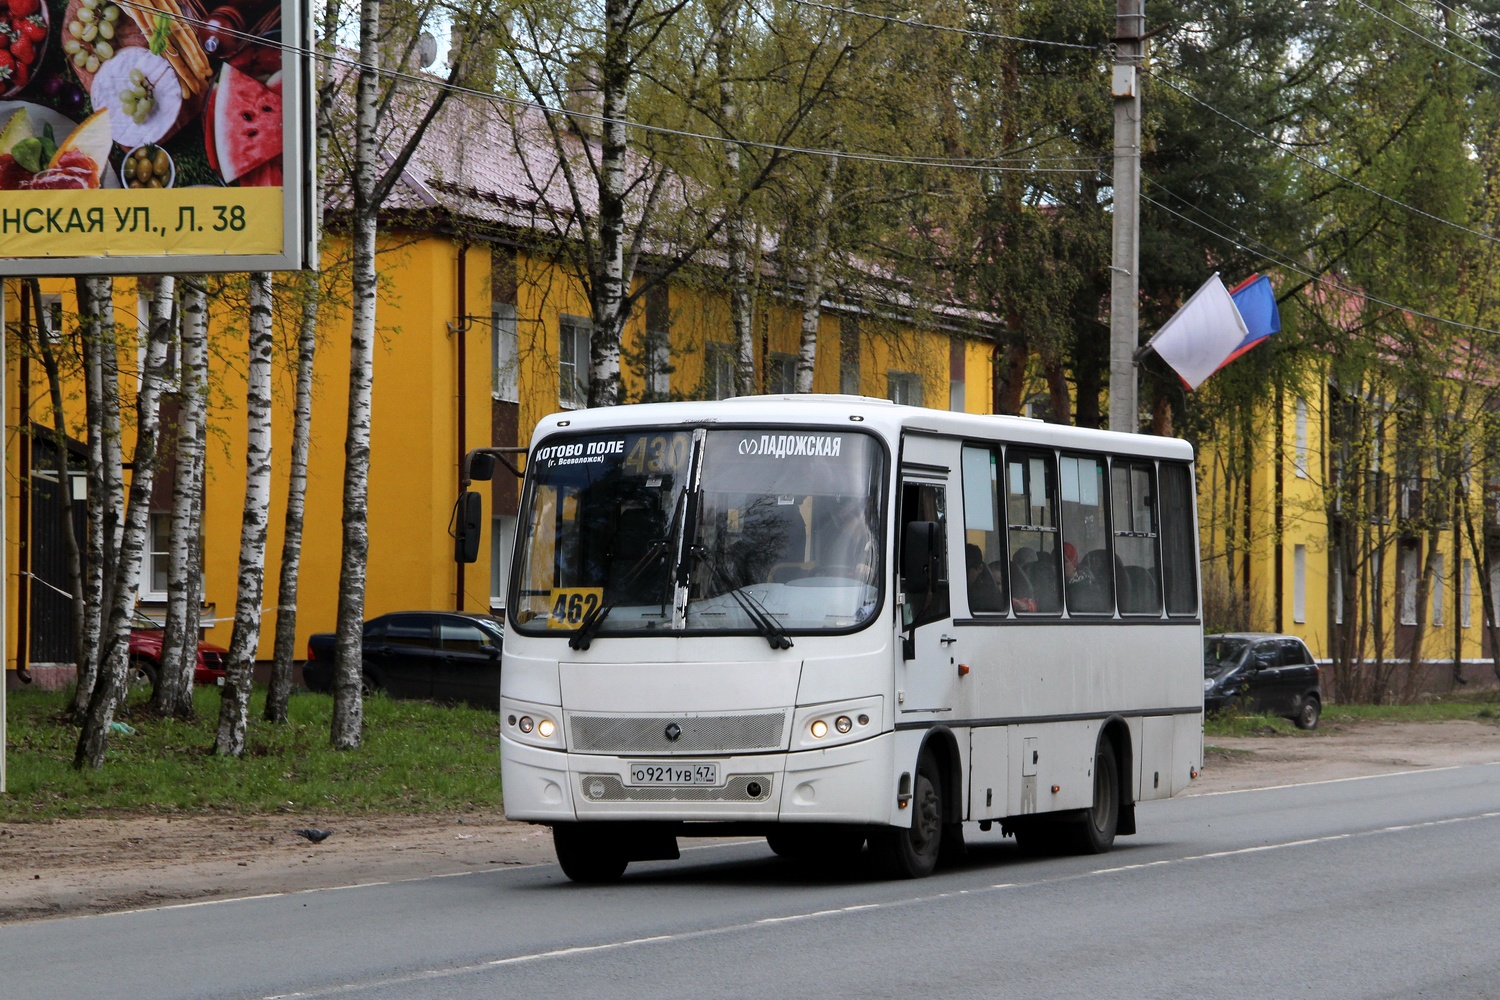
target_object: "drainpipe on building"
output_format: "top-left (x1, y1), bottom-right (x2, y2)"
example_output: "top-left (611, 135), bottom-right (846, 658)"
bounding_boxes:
top-left (454, 243), bottom-right (468, 612)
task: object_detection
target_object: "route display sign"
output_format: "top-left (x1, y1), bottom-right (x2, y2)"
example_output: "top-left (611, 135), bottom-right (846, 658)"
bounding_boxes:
top-left (0, 0), bottom-right (310, 274)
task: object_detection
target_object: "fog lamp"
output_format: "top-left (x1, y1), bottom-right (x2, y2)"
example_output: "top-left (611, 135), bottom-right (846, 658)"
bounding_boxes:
top-left (810, 719), bottom-right (829, 739)
top-left (537, 719), bottom-right (556, 738)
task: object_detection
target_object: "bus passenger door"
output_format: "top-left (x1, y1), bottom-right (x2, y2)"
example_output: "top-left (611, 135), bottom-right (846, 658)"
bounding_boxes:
top-left (897, 468), bottom-right (965, 725)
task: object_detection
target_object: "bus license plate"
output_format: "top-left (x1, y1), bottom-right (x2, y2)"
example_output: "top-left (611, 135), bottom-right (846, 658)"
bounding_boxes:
top-left (627, 762), bottom-right (720, 787)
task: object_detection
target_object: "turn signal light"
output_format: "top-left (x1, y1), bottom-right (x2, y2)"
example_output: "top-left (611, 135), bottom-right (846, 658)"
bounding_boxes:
top-left (518, 716), bottom-right (534, 733)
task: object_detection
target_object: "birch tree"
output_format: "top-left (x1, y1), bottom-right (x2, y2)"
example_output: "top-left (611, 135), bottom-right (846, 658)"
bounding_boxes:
top-left (71, 276), bottom-right (121, 720)
top-left (154, 276), bottom-right (208, 718)
top-left (74, 283), bottom-right (174, 769)
top-left (216, 272), bottom-right (275, 757)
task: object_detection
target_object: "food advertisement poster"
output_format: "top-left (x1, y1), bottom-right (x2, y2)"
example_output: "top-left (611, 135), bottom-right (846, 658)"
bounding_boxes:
top-left (0, 0), bottom-right (307, 273)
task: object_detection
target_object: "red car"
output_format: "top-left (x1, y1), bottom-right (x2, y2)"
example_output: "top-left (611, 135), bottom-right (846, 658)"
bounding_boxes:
top-left (128, 611), bottom-right (229, 687)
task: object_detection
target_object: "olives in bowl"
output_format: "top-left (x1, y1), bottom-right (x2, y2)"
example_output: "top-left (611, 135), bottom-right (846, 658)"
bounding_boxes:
top-left (120, 144), bottom-right (174, 189)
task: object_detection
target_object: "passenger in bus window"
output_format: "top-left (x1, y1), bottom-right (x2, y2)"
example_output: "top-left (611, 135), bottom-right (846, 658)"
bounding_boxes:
top-left (966, 544), bottom-right (1006, 613)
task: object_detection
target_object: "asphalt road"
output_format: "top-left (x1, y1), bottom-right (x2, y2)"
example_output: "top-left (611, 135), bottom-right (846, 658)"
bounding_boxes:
top-left (5, 761), bottom-right (1499, 1000)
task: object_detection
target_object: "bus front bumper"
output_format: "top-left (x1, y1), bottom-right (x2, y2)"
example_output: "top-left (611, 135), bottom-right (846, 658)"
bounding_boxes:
top-left (501, 732), bottom-right (894, 825)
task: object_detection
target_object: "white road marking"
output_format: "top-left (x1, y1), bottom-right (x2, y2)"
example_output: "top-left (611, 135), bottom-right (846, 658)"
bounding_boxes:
top-left (258, 807), bottom-right (1500, 999)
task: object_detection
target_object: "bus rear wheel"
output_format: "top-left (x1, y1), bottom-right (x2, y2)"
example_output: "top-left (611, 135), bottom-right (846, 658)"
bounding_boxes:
top-left (870, 750), bottom-right (943, 878)
top-left (1069, 739), bottom-right (1119, 855)
top-left (552, 824), bottom-right (628, 883)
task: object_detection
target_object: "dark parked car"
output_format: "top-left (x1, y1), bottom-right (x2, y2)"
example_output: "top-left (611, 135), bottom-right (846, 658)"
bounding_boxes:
top-left (1204, 632), bottom-right (1322, 729)
top-left (304, 612), bottom-right (504, 709)
top-left (128, 610), bottom-right (229, 687)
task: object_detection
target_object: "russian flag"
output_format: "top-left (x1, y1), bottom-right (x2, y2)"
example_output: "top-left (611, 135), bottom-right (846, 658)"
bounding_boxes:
top-left (1215, 273), bottom-right (1281, 373)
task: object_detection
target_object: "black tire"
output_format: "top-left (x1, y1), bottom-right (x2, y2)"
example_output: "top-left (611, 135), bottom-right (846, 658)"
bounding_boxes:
top-left (870, 750), bottom-right (944, 879)
top-left (126, 657), bottom-right (158, 691)
top-left (552, 824), bottom-right (628, 884)
top-left (360, 673), bottom-right (381, 697)
top-left (1295, 696), bottom-right (1321, 730)
top-left (1069, 738), bottom-right (1120, 855)
top-left (766, 825), bottom-right (866, 862)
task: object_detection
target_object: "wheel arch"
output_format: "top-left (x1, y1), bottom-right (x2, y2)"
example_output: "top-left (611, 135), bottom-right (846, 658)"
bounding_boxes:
top-left (1099, 715), bottom-right (1135, 836)
top-left (918, 726), bottom-right (964, 825)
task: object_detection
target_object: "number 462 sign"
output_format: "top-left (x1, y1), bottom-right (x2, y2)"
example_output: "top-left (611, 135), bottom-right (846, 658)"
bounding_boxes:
top-left (548, 588), bottom-right (603, 629)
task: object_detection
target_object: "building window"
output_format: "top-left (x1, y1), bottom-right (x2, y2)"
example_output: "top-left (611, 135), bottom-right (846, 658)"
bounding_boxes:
top-left (768, 352), bottom-right (797, 394)
top-left (704, 342), bottom-right (736, 400)
top-left (1399, 543), bottom-right (1419, 625)
top-left (1294, 398), bottom-right (1309, 478)
top-left (1332, 547), bottom-right (1344, 625)
top-left (491, 514), bottom-right (517, 610)
top-left (839, 312), bottom-right (860, 394)
top-left (888, 371), bottom-right (923, 406)
top-left (644, 329), bottom-right (671, 401)
top-left (558, 315), bottom-right (592, 408)
top-left (492, 303), bottom-right (519, 403)
top-left (141, 512), bottom-right (171, 600)
top-left (1462, 558), bottom-right (1473, 629)
top-left (1293, 544), bottom-right (1306, 623)
top-left (1432, 552), bottom-right (1445, 627)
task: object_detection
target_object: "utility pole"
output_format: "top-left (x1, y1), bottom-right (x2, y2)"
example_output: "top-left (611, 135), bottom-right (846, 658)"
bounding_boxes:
top-left (1109, 0), bottom-right (1144, 434)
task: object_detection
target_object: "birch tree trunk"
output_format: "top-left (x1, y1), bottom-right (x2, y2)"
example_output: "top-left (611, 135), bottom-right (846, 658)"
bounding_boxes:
top-left (584, 0), bottom-right (630, 409)
top-left (796, 158), bottom-right (837, 394)
top-left (715, 7), bottom-right (756, 397)
top-left (216, 272), bottom-right (275, 756)
top-left (267, 270), bottom-right (319, 722)
top-left (156, 276), bottom-right (207, 718)
top-left (331, 0), bottom-right (382, 749)
top-left (72, 276), bottom-right (114, 719)
top-left (74, 286), bottom-right (173, 769)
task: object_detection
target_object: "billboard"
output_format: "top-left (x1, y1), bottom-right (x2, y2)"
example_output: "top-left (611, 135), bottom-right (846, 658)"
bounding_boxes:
top-left (0, 0), bottom-right (310, 274)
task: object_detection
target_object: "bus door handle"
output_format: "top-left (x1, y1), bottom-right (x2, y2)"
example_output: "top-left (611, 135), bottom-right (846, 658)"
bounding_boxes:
top-left (939, 635), bottom-right (957, 646)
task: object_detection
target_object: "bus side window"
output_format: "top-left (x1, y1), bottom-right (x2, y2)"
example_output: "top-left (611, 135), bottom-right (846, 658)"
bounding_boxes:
top-left (1006, 450), bottom-right (1061, 614)
top-left (961, 444), bottom-right (1008, 615)
top-left (900, 481), bottom-right (949, 627)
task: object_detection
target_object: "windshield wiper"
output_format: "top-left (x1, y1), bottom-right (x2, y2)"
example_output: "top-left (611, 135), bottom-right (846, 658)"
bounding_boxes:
top-left (568, 541), bottom-right (670, 651)
top-left (689, 546), bottom-right (794, 651)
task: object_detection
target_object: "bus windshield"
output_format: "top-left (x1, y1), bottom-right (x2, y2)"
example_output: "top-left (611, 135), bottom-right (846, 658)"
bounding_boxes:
top-left (511, 427), bottom-right (885, 637)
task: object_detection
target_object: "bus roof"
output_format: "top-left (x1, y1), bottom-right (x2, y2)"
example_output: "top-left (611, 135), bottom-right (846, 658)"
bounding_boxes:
top-left (528, 394), bottom-right (1194, 462)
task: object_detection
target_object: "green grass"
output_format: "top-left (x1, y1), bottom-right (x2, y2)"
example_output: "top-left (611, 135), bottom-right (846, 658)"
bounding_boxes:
top-left (1, 686), bottom-right (503, 822)
top-left (1204, 693), bottom-right (1500, 738)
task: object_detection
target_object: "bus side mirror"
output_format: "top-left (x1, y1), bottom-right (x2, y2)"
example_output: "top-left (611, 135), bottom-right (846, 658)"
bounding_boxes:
top-left (468, 453), bottom-right (497, 482)
top-left (902, 521), bottom-right (939, 593)
top-left (454, 491), bottom-right (483, 563)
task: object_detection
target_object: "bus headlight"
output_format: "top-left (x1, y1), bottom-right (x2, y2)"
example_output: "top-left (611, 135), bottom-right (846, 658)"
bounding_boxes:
top-left (502, 699), bottom-right (565, 750)
top-left (793, 697), bottom-right (883, 751)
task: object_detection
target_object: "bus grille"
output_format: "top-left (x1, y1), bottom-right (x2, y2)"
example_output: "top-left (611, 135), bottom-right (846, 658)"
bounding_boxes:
top-left (578, 774), bottom-right (774, 803)
top-left (568, 712), bottom-right (787, 754)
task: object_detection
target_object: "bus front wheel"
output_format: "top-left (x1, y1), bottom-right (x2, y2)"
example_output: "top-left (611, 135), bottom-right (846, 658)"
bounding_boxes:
top-left (552, 824), bottom-right (628, 884)
top-left (870, 750), bottom-right (943, 878)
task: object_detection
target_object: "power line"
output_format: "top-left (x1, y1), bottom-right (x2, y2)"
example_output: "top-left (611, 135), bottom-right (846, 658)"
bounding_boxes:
top-left (780, 0), bottom-right (1100, 50)
top-left (1383, 0), bottom-right (1499, 65)
top-left (1140, 189), bottom-right (1500, 341)
top-left (106, 0), bottom-right (1104, 176)
top-left (1346, 0), bottom-right (1500, 84)
top-left (1147, 69), bottom-right (1500, 248)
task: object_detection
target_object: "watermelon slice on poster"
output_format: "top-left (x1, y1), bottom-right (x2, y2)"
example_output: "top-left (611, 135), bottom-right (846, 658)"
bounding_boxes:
top-left (210, 62), bottom-right (282, 184)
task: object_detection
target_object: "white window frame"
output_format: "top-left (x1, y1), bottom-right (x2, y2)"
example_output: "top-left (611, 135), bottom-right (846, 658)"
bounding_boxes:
top-left (888, 371), bottom-right (923, 407)
top-left (1432, 552), bottom-right (1445, 627)
top-left (1294, 398), bottom-right (1309, 478)
top-left (1293, 544), bottom-right (1306, 623)
top-left (767, 352), bottom-right (797, 395)
top-left (559, 314), bottom-right (592, 409)
top-left (491, 513), bottom-right (517, 610)
top-left (950, 379), bottom-right (965, 412)
top-left (1462, 557), bottom-right (1473, 629)
top-left (1400, 544), bottom-right (1418, 625)
top-left (704, 342), bottom-right (735, 401)
top-left (1333, 547), bottom-right (1344, 625)
top-left (644, 328), bottom-right (670, 400)
top-left (139, 511), bottom-right (171, 601)
top-left (492, 303), bottom-right (519, 403)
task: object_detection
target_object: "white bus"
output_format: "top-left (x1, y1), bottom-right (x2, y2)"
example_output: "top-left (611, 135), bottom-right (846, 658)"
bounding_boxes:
top-left (497, 395), bottom-right (1203, 881)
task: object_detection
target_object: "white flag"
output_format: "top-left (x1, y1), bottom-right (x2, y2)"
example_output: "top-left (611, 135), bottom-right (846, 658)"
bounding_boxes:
top-left (1144, 272), bottom-right (1250, 390)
